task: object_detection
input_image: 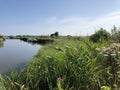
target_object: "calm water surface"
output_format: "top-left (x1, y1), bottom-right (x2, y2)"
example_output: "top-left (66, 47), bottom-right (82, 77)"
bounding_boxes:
top-left (0, 39), bottom-right (41, 73)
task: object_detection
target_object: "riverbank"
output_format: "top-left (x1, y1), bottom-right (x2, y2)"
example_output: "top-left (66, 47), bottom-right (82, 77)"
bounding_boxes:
top-left (20, 37), bottom-right (54, 45)
top-left (0, 37), bottom-right (4, 42)
top-left (7, 35), bottom-right (54, 44)
top-left (0, 38), bottom-right (4, 47)
top-left (0, 37), bottom-right (120, 90)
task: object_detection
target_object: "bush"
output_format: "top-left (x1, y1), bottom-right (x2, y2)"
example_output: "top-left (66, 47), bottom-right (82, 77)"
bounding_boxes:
top-left (111, 25), bottom-right (120, 43)
top-left (50, 32), bottom-right (59, 37)
top-left (90, 28), bottom-right (111, 42)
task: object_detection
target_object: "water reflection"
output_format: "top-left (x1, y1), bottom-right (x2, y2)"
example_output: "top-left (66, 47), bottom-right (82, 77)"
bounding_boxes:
top-left (0, 42), bottom-right (4, 48)
top-left (0, 39), bottom-right (41, 73)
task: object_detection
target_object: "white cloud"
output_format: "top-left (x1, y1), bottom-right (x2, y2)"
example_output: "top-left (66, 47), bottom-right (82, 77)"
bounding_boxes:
top-left (1, 11), bottom-right (120, 36)
top-left (44, 11), bottom-right (120, 36)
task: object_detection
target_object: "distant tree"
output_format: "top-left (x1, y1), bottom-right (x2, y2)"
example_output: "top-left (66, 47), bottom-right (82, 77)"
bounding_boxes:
top-left (111, 25), bottom-right (117, 35)
top-left (50, 34), bottom-right (55, 37)
top-left (0, 35), bottom-right (3, 38)
top-left (90, 28), bottom-right (111, 42)
top-left (50, 32), bottom-right (59, 37)
top-left (54, 32), bottom-right (59, 37)
top-left (111, 25), bottom-right (120, 43)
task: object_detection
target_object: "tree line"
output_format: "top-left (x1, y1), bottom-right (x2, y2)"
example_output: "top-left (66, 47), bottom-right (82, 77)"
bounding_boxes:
top-left (90, 25), bottom-right (120, 43)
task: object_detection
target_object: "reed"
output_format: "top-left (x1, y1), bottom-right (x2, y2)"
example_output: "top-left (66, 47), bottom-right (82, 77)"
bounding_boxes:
top-left (0, 37), bottom-right (120, 90)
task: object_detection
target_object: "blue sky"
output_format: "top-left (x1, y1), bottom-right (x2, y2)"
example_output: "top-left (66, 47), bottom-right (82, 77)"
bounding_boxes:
top-left (0, 0), bottom-right (120, 35)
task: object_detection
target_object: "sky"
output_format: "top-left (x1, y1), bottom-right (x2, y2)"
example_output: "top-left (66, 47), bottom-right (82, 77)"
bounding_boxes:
top-left (0, 0), bottom-right (120, 36)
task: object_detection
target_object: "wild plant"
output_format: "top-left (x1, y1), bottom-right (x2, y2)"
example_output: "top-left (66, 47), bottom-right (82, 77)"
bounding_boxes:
top-left (96, 43), bottom-right (120, 89)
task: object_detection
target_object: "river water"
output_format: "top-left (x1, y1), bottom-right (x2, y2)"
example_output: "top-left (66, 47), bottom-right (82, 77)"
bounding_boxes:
top-left (0, 39), bottom-right (41, 73)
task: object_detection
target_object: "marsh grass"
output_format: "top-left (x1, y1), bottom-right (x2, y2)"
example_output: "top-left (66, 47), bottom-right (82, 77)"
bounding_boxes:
top-left (0, 38), bottom-right (120, 90)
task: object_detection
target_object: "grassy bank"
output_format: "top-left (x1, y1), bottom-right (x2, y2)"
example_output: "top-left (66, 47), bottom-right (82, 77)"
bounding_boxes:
top-left (0, 37), bottom-right (120, 90)
top-left (20, 37), bottom-right (54, 45)
top-left (0, 37), bottom-right (4, 47)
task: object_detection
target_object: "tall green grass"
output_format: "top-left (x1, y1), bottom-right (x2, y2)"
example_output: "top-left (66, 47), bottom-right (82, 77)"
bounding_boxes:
top-left (0, 38), bottom-right (120, 90)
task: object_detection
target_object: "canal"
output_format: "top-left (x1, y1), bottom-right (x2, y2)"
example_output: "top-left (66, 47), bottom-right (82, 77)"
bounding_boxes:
top-left (0, 39), bottom-right (41, 73)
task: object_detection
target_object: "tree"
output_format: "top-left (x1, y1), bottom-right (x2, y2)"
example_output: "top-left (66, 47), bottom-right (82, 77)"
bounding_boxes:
top-left (90, 28), bottom-right (111, 42)
top-left (111, 25), bottom-right (117, 35)
top-left (111, 25), bottom-right (120, 43)
top-left (50, 32), bottom-right (59, 37)
top-left (54, 32), bottom-right (59, 37)
top-left (0, 35), bottom-right (3, 38)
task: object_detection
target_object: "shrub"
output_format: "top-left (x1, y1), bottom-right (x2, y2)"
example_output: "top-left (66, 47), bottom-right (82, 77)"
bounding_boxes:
top-left (90, 28), bottom-right (111, 42)
top-left (111, 25), bottom-right (120, 43)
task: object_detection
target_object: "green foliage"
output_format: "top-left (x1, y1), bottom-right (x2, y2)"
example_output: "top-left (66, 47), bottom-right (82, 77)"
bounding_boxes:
top-left (101, 86), bottom-right (111, 90)
top-left (0, 39), bottom-right (103, 89)
top-left (111, 25), bottom-right (120, 43)
top-left (0, 37), bottom-right (120, 90)
top-left (0, 36), bottom-right (3, 38)
top-left (0, 36), bottom-right (4, 47)
top-left (0, 75), bottom-right (7, 90)
top-left (50, 32), bottom-right (59, 37)
top-left (90, 28), bottom-right (111, 42)
top-left (96, 43), bottom-right (120, 89)
top-left (54, 32), bottom-right (59, 37)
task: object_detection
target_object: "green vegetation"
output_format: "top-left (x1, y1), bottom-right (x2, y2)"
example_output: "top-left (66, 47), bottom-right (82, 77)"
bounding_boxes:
top-left (0, 39), bottom-right (3, 45)
top-left (50, 32), bottom-right (59, 37)
top-left (0, 35), bottom-right (4, 47)
top-left (111, 25), bottom-right (120, 43)
top-left (90, 28), bottom-right (111, 43)
top-left (0, 28), bottom-right (120, 90)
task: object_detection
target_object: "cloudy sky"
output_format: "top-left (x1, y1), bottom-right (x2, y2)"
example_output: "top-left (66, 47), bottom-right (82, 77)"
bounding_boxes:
top-left (0, 0), bottom-right (120, 36)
